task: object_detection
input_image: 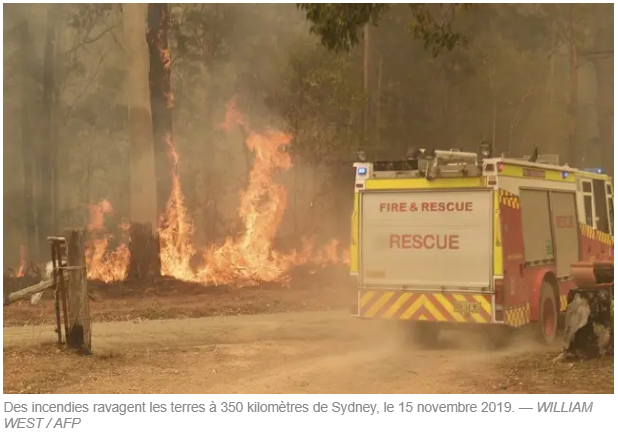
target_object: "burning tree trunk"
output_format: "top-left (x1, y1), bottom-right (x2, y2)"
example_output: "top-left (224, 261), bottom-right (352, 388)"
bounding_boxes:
top-left (122, 3), bottom-right (161, 279)
top-left (18, 18), bottom-right (39, 259)
top-left (147, 3), bottom-right (173, 215)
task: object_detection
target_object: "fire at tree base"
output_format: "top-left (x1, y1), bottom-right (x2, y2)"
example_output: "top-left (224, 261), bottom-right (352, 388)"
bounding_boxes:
top-left (562, 262), bottom-right (614, 360)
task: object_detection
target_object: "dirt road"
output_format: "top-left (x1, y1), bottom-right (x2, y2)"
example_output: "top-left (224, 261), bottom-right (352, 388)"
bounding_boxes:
top-left (3, 310), bottom-right (579, 394)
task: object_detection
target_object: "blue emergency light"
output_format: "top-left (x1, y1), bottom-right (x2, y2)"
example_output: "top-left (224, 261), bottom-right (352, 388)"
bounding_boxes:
top-left (561, 171), bottom-right (569, 179)
top-left (357, 167), bottom-right (367, 176)
top-left (583, 167), bottom-right (604, 174)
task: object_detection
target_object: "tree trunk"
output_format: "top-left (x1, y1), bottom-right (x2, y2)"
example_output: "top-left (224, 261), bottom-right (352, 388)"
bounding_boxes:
top-left (591, 56), bottom-right (613, 177)
top-left (363, 23), bottom-right (370, 145)
top-left (39, 4), bottom-right (60, 251)
top-left (52, 6), bottom-right (64, 236)
top-left (442, 64), bottom-right (451, 147)
top-left (122, 3), bottom-right (160, 278)
top-left (376, 56), bottom-right (383, 148)
top-left (18, 19), bottom-right (39, 260)
top-left (567, 5), bottom-right (579, 167)
top-left (147, 3), bottom-right (173, 215)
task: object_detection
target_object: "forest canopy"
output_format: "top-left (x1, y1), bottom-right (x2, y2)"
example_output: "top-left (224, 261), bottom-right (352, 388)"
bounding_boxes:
top-left (3, 3), bottom-right (614, 266)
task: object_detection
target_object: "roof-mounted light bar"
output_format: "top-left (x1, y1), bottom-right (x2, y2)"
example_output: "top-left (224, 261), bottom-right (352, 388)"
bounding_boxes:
top-left (582, 167), bottom-right (604, 174)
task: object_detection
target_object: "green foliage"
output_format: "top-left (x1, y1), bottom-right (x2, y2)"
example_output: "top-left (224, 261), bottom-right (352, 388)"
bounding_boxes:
top-left (407, 4), bottom-right (472, 56)
top-left (273, 41), bottom-right (365, 162)
top-left (2, 4), bottom-right (613, 264)
top-left (298, 3), bottom-right (472, 55)
top-left (171, 4), bottom-right (234, 67)
top-left (297, 4), bottom-right (389, 51)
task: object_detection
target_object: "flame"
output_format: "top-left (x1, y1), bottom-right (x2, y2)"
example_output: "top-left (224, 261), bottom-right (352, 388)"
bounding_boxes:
top-left (221, 98), bottom-right (245, 130)
top-left (195, 128), bottom-right (294, 284)
top-left (85, 200), bottom-right (130, 283)
top-left (158, 102), bottom-right (346, 285)
top-left (160, 47), bottom-right (174, 108)
top-left (16, 245), bottom-right (26, 278)
top-left (86, 102), bottom-right (346, 285)
top-left (158, 133), bottom-right (196, 281)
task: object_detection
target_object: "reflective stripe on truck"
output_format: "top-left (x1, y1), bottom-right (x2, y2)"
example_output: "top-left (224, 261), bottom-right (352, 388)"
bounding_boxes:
top-left (359, 289), bottom-right (493, 323)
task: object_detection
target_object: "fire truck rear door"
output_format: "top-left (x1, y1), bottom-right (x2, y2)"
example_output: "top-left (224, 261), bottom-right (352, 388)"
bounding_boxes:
top-left (359, 189), bottom-right (493, 291)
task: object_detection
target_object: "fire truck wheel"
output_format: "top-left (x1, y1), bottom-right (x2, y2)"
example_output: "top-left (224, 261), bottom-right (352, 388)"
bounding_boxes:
top-left (407, 323), bottom-right (440, 348)
top-left (536, 281), bottom-right (558, 345)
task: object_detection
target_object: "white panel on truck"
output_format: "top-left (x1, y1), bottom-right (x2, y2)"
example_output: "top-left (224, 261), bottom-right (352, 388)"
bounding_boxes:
top-left (550, 191), bottom-right (579, 277)
top-left (520, 189), bottom-right (554, 263)
top-left (359, 189), bottom-right (493, 290)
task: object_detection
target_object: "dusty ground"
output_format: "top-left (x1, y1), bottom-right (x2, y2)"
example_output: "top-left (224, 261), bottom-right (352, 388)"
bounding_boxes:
top-left (3, 271), bottom-right (613, 394)
top-left (4, 309), bottom-right (613, 394)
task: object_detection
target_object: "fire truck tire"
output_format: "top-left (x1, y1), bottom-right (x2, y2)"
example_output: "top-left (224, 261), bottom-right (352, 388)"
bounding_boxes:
top-left (407, 323), bottom-right (440, 348)
top-left (536, 281), bottom-right (558, 345)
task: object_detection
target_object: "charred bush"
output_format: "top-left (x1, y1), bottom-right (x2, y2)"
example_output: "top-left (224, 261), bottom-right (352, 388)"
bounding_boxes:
top-left (564, 288), bottom-right (613, 359)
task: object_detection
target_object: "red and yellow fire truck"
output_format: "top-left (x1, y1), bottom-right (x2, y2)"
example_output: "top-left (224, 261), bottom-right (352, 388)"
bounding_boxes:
top-left (349, 148), bottom-right (613, 346)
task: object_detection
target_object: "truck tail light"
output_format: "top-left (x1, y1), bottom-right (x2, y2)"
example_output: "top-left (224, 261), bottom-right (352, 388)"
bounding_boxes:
top-left (494, 278), bottom-right (505, 322)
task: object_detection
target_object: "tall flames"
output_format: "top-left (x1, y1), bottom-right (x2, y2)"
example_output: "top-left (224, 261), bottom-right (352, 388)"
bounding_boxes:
top-left (85, 200), bottom-right (130, 283)
top-left (86, 102), bottom-right (346, 285)
top-left (158, 132), bottom-right (195, 281)
top-left (16, 245), bottom-right (26, 277)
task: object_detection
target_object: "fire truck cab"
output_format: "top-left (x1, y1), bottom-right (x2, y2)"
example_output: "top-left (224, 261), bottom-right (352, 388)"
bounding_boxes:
top-left (349, 147), bottom-right (613, 346)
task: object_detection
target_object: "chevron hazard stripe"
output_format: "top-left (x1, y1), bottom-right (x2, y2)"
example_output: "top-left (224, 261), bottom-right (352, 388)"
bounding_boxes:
top-left (359, 290), bottom-right (492, 323)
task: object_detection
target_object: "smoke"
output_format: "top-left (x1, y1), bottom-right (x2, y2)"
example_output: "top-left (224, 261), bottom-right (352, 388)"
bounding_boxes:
top-left (4, 4), bottom-right (613, 268)
top-left (168, 5), bottom-right (338, 248)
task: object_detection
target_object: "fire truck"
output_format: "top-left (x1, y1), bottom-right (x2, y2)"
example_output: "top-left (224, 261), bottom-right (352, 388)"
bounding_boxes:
top-left (349, 146), bottom-right (613, 347)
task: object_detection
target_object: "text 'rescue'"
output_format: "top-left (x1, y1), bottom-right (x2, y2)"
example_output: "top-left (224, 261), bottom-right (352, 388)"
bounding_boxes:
top-left (390, 234), bottom-right (459, 250)
top-left (378, 201), bottom-right (470, 250)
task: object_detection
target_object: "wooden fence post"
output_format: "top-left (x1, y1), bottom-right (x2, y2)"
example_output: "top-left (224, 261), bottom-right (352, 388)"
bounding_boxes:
top-left (65, 229), bottom-right (91, 353)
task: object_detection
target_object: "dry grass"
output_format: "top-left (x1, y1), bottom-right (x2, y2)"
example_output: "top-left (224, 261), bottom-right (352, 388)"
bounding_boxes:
top-left (465, 351), bottom-right (614, 394)
top-left (3, 273), bottom-right (348, 327)
top-left (3, 343), bottom-right (129, 394)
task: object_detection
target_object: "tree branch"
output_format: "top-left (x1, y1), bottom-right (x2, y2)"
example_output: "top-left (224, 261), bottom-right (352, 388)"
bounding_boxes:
top-left (65, 51), bottom-right (107, 116)
top-left (64, 24), bottom-right (119, 55)
top-left (508, 86), bottom-right (533, 152)
top-left (110, 27), bottom-right (125, 51)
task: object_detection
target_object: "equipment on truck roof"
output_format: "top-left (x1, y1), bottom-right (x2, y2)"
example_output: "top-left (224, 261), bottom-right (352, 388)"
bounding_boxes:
top-left (349, 143), bottom-right (613, 355)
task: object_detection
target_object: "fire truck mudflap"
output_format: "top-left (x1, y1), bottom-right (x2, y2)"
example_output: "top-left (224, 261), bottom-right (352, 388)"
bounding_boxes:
top-left (358, 188), bottom-right (494, 324)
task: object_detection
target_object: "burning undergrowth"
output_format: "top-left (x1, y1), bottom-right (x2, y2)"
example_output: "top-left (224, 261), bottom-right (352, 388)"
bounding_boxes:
top-left (6, 103), bottom-right (347, 290)
top-left (82, 101), bottom-right (348, 286)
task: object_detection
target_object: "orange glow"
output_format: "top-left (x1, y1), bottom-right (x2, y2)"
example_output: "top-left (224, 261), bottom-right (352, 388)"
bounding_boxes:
top-left (85, 200), bottom-right (130, 282)
top-left (221, 99), bottom-right (245, 130)
top-left (158, 133), bottom-right (196, 281)
top-left (86, 102), bottom-right (347, 285)
top-left (158, 102), bottom-right (346, 286)
top-left (16, 245), bottom-right (26, 278)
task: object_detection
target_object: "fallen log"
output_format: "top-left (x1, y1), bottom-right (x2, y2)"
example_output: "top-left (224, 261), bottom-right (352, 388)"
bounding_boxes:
top-left (4, 279), bottom-right (54, 305)
top-left (3, 275), bottom-right (68, 306)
